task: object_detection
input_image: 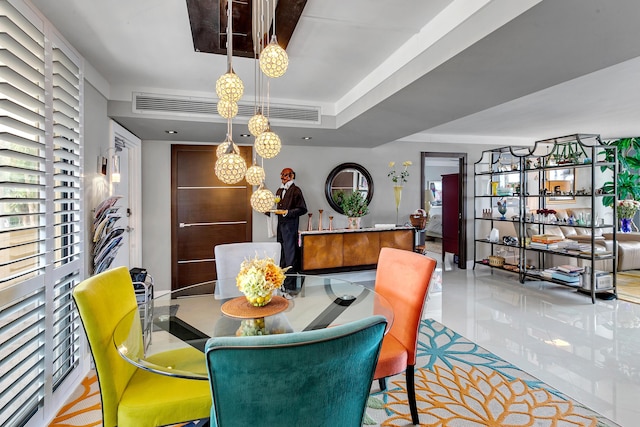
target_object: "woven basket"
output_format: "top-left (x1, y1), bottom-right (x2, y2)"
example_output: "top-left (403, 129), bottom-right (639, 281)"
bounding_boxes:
top-left (409, 214), bottom-right (427, 230)
top-left (488, 256), bottom-right (505, 267)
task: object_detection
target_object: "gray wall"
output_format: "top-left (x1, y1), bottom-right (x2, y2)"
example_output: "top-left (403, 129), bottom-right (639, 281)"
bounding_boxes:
top-left (82, 82), bottom-right (111, 277)
top-left (139, 139), bottom-right (499, 291)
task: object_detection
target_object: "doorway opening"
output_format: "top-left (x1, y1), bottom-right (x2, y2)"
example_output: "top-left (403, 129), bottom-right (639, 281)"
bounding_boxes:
top-left (421, 152), bottom-right (467, 269)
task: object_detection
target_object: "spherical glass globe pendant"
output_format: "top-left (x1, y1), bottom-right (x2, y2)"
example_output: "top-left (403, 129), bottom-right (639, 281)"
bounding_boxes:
top-left (259, 35), bottom-right (288, 78)
top-left (216, 70), bottom-right (244, 102)
top-left (245, 164), bottom-right (266, 186)
top-left (248, 112), bottom-right (269, 136)
top-left (214, 152), bottom-right (247, 184)
top-left (217, 99), bottom-right (238, 119)
top-left (250, 186), bottom-right (276, 213)
top-left (255, 129), bottom-right (281, 159)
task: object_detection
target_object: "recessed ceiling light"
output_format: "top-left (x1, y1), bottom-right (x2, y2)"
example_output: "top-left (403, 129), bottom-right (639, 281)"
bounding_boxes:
top-left (301, 136), bottom-right (312, 140)
top-left (240, 133), bottom-right (251, 137)
top-left (165, 130), bottom-right (178, 134)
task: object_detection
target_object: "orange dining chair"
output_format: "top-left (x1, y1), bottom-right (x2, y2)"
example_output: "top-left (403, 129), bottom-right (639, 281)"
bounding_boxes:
top-left (373, 247), bottom-right (437, 425)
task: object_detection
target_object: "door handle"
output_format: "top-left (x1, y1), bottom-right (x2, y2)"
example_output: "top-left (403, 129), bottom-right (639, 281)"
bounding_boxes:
top-left (179, 221), bottom-right (246, 228)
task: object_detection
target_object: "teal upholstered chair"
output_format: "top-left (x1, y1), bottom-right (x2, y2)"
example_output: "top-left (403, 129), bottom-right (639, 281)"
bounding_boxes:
top-left (204, 315), bottom-right (387, 427)
top-left (72, 266), bottom-right (211, 427)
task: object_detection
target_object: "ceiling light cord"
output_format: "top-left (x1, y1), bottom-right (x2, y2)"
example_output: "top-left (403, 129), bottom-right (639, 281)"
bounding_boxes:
top-left (226, 0), bottom-right (233, 73)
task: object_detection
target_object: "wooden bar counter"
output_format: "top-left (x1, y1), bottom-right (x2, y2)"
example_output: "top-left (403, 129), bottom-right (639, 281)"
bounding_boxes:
top-left (299, 226), bottom-right (415, 273)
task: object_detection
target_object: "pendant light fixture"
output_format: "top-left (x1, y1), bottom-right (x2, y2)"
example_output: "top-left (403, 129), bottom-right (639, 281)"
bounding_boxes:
top-left (259, 34), bottom-right (288, 78)
top-left (254, 127), bottom-right (281, 159)
top-left (259, 0), bottom-right (288, 78)
top-left (245, 162), bottom-right (266, 186)
top-left (216, 99), bottom-right (238, 119)
top-left (215, 1), bottom-right (244, 105)
top-left (215, 71), bottom-right (244, 102)
top-left (248, 109), bottom-right (269, 136)
top-left (214, 0), bottom-right (246, 184)
top-left (215, 148), bottom-right (247, 184)
top-left (250, 184), bottom-right (276, 213)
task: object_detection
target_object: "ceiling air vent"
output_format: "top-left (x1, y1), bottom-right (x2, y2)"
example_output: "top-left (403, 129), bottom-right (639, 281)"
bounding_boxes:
top-left (133, 93), bottom-right (321, 124)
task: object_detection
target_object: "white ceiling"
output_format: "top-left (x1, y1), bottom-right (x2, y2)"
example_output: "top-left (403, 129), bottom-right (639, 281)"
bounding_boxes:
top-left (30, 0), bottom-right (640, 148)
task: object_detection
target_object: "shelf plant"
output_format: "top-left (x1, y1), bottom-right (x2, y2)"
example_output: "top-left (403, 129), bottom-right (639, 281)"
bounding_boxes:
top-left (600, 137), bottom-right (640, 207)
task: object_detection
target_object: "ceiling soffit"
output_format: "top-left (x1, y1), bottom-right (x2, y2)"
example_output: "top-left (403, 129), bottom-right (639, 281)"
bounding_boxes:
top-left (186, 0), bottom-right (307, 58)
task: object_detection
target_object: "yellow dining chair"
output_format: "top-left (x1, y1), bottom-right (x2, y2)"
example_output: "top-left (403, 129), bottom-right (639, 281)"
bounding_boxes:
top-left (72, 266), bottom-right (211, 427)
top-left (373, 247), bottom-right (437, 425)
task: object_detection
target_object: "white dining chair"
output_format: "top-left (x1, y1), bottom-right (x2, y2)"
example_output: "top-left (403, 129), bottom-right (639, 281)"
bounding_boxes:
top-left (213, 242), bottom-right (282, 299)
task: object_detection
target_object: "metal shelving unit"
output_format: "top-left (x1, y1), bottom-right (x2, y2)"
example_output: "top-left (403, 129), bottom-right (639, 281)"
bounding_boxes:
top-left (473, 134), bottom-right (618, 303)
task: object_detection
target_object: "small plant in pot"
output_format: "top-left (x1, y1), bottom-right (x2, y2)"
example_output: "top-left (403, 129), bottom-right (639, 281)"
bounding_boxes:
top-left (335, 191), bottom-right (369, 229)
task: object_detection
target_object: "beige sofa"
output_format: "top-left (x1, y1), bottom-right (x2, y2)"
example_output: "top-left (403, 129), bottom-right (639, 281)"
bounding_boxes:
top-left (603, 232), bottom-right (640, 271)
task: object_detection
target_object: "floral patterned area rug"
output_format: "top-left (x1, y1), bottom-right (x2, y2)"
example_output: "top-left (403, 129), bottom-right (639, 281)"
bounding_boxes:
top-left (365, 319), bottom-right (618, 426)
top-left (50, 319), bottom-right (617, 427)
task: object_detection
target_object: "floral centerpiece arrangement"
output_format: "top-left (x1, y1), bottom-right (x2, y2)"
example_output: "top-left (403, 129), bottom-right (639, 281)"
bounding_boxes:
top-left (616, 199), bottom-right (640, 232)
top-left (616, 199), bottom-right (640, 219)
top-left (388, 160), bottom-right (412, 224)
top-left (536, 208), bottom-right (557, 217)
top-left (236, 256), bottom-right (288, 306)
top-left (387, 161), bottom-right (412, 184)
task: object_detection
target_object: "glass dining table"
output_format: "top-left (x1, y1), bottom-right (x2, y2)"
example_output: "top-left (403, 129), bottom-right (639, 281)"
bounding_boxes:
top-left (113, 274), bottom-right (394, 380)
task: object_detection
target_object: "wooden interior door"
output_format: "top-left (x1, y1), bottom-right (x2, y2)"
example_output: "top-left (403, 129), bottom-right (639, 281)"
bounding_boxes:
top-left (171, 144), bottom-right (253, 291)
top-left (441, 173), bottom-right (460, 261)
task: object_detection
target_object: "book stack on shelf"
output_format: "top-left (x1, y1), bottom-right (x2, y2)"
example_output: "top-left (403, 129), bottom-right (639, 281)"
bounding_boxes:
top-left (528, 234), bottom-right (563, 250)
top-left (93, 196), bottom-right (124, 274)
top-left (525, 264), bottom-right (584, 285)
top-left (564, 241), bottom-right (593, 255)
top-left (550, 264), bottom-right (584, 284)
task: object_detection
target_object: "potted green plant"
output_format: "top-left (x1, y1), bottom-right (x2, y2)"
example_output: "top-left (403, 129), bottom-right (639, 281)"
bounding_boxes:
top-left (600, 138), bottom-right (640, 207)
top-left (335, 191), bottom-right (369, 229)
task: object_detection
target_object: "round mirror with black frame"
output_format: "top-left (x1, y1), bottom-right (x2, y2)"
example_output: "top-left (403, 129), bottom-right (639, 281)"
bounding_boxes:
top-left (325, 163), bottom-right (374, 214)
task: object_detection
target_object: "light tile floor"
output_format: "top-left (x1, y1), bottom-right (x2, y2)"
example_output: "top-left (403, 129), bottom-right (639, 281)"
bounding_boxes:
top-left (335, 251), bottom-right (640, 426)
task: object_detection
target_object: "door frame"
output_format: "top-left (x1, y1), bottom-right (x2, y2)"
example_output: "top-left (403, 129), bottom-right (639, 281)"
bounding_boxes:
top-left (421, 152), bottom-right (467, 269)
top-left (109, 120), bottom-right (142, 267)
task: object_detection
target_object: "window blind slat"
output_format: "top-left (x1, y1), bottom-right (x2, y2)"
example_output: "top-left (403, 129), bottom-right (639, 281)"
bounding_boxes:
top-left (0, 82), bottom-right (45, 111)
top-left (52, 86), bottom-right (77, 109)
top-left (0, 15), bottom-right (43, 58)
top-left (52, 136), bottom-right (78, 151)
top-left (0, 7), bottom-right (44, 52)
top-left (52, 111), bottom-right (78, 129)
top-left (0, 147), bottom-right (42, 163)
top-left (50, 100), bottom-right (77, 121)
top-left (0, 131), bottom-right (44, 151)
top-left (53, 148), bottom-right (77, 162)
top-left (0, 66), bottom-right (43, 97)
top-left (52, 48), bottom-right (78, 74)
top-left (52, 123), bottom-right (78, 141)
top-left (0, 48), bottom-right (43, 82)
top-left (0, 115), bottom-right (44, 137)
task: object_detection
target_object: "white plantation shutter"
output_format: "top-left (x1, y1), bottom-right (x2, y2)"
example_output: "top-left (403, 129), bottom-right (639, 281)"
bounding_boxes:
top-left (0, 1), bottom-right (84, 426)
top-left (50, 44), bottom-right (81, 388)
